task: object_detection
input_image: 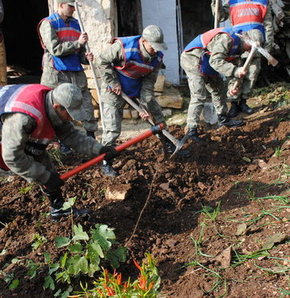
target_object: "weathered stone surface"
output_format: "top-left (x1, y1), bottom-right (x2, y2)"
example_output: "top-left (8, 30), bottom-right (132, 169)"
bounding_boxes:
top-left (154, 74), bottom-right (165, 92)
top-left (105, 184), bottom-right (132, 201)
top-left (90, 89), bottom-right (99, 105)
top-left (123, 109), bottom-right (132, 119)
top-left (156, 85), bottom-right (184, 109)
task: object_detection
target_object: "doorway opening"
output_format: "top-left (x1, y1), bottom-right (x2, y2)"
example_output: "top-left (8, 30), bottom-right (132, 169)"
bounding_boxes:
top-left (2, 0), bottom-right (49, 82)
top-left (177, 0), bottom-right (213, 81)
top-left (116, 0), bottom-right (142, 36)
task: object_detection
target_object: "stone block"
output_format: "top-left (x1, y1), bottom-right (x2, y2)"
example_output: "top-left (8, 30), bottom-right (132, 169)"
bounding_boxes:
top-left (156, 86), bottom-right (183, 109)
top-left (105, 184), bottom-right (132, 201)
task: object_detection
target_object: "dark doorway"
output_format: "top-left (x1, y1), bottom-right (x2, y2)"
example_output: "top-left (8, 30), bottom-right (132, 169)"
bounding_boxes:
top-left (116, 0), bottom-right (142, 36)
top-left (179, 0), bottom-right (213, 47)
top-left (2, 0), bottom-right (49, 75)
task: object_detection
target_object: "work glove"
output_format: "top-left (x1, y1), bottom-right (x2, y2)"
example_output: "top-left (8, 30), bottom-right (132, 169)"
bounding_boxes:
top-left (99, 146), bottom-right (118, 161)
top-left (44, 172), bottom-right (64, 193)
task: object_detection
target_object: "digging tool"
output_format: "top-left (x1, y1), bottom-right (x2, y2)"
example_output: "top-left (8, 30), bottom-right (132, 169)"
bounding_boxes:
top-left (235, 33), bottom-right (279, 67)
top-left (214, 0), bottom-right (220, 29)
top-left (74, 1), bottom-right (104, 128)
top-left (231, 33), bottom-right (279, 94)
top-left (120, 91), bottom-right (188, 158)
top-left (60, 124), bottom-right (164, 181)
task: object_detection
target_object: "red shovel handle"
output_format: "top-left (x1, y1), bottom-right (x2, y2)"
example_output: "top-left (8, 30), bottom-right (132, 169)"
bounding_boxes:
top-left (60, 124), bottom-right (164, 181)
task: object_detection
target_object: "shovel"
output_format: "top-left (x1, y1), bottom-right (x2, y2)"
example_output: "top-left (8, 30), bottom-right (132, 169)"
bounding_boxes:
top-left (60, 124), bottom-right (164, 181)
top-left (120, 92), bottom-right (188, 158)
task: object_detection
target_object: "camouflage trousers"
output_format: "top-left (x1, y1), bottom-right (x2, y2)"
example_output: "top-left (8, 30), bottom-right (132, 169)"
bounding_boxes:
top-left (181, 53), bottom-right (227, 129)
top-left (41, 67), bottom-right (98, 132)
top-left (227, 56), bottom-right (261, 102)
top-left (100, 85), bottom-right (165, 146)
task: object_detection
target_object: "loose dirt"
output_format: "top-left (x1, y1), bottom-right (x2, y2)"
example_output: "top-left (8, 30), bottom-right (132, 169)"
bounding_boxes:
top-left (0, 83), bottom-right (289, 297)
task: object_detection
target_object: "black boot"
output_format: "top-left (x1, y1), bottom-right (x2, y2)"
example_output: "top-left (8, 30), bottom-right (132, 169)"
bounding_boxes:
top-left (86, 131), bottom-right (95, 139)
top-left (44, 188), bottom-right (90, 220)
top-left (101, 160), bottom-right (118, 177)
top-left (188, 128), bottom-right (202, 142)
top-left (239, 100), bottom-right (254, 114)
top-left (218, 114), bottom-right (244, 127)
top-left (59, 143), bottom-right (73, 155)
top-left (164, 140), bottom-right (176, 155)
top-left (227, 102), bottom-right (241, 118)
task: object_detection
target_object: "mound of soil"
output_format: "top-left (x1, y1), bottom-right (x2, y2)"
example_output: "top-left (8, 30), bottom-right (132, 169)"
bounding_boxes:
top-left (0, 99), bottom-right (289, 297)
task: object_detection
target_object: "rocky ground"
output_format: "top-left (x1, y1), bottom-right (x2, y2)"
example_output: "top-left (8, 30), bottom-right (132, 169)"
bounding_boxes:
top-left (0, 77), bottom-right (289, 297)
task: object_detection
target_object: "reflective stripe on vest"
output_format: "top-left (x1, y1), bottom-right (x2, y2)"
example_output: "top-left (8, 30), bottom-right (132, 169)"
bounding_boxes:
top-left (0, 84), bottom-right (55, 143)
top-left (229, 0), bottom-right (268, 29)
top-left (39, 13), bottom-right (83, 71)
top-left (113, 36), bottom-right (163, 97)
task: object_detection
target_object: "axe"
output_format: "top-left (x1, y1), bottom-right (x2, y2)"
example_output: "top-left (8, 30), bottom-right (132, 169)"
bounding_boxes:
top-left (231, 33), bottom-right (279, 93)
top-left (121, 92), bottom-right (188, 159)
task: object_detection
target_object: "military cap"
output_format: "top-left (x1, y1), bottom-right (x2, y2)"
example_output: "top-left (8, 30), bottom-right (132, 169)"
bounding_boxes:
top-left (142, 25), bottom-right (168, 51)
top-left (56, 0), bottom-right (75, 5)
top-left (52, 83), bottom-right (87, 121)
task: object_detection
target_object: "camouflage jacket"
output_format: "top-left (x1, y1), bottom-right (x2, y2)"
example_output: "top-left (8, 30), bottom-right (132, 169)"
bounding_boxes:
top-left (38, 17), bottom-right (88, 70)
top-left (182, 33), bottom-right (243, 78)
top-left (1, 92), bottom-right (102, 185)
top-left (96, 38), bottom-right (160, 103)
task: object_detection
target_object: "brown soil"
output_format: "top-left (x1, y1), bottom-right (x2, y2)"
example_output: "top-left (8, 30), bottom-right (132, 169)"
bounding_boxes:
top-left (0, 89), bottom-right (289, 297)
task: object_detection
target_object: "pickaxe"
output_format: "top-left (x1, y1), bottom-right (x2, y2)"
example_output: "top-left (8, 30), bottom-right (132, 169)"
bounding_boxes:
top-left (121, 91), bottom-right (188, 159)
top-left (60, 124), bottom-right (164, 181)
top-left (231, 33), bottom-right (279, 93)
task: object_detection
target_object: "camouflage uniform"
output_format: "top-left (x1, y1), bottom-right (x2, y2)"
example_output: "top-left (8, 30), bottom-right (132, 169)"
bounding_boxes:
top-left (38, 16), bottom-right (97, 132)
top-left (97, 39), bottom-right (165, 146)
top-left (181, 33), bottom-right (243, 129)
top-left (211, 0), bottom-right (274, 102)
top-left (1, 89), bottom-right (102, 185)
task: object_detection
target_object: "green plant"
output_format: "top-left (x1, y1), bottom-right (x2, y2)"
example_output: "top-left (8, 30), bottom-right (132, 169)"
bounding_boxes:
top-left (31, 233), bottom-right (47, 250)
top-left (200, 201), bottom-right (221, 221)
top-left (19, 184), bottom-right (33, 194)
top-left (231, 248), bottom-right (269, 267)
top-left (47, 224), bottom-right (127, 286)
top-left (273, 146), bottom-right (283, 158)
top-left (75, 253), bottom-right (161, 297)
top-left (191, 222), bottom-right (214, 258)
top-left (1, 271), bottom-right (20, 290)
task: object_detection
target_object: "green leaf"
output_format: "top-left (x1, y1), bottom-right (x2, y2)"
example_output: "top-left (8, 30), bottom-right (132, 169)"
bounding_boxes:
top-left (55, 271), bottom-right (70, 284)
top-left (89, 241), bottom-right (104, 258)
top-left (9, 279), bottom-right (19, 290)
top-left (77, 256), bottom-right (89, 274)
top-left (55, 237), bottom-right (71, 248)
top-left (68, 242), bottom-right (83, 254)
top-left (44, 252), bottom-right (51, 263)
top-left (62, 197), bottom-right (76, 210)
top-left (88, 262), bottom-right (100, 277)
top-left (90, 224), bottom-right (115, 251)
top-left (60, 252), bottom-right (68, 269)
top-left (97, 224), bottom-right (116, 240)
top-left (72, 224), bottom-right (89, 242)
top-left (48, 263), bottom-right (60, 275)
top-left (44, 276), bottom-right (55, 290)
top-left (105, 247), bottom-right (127, 269)
top-left (67, 256), bottom-right (82, 275)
